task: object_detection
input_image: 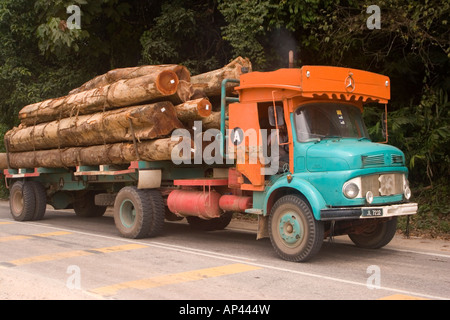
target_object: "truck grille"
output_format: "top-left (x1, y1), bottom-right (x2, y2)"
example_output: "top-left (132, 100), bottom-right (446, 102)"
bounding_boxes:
top-left (361, 173), bottom-right (404, 196)
top-left (362, 154), bottom-right (385, 167)
top-left (391, 154), bottom-right (404, 165)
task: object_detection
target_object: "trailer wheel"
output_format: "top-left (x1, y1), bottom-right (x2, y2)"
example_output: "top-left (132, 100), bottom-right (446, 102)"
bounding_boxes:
top-left (9, 181), bottom-right (36, 221)
top-left (269, 195), bottom-right (324, 262)
top-left (114, 187), bottom-right (164, 239)
top-left (73, 191), bottom-right (107, 217)
top-left (348, 217), bottom-right (397, 249)
top-left (186, 211), bottom-right (233, 231)
top-left (29, 181), bottom-right (47, 220)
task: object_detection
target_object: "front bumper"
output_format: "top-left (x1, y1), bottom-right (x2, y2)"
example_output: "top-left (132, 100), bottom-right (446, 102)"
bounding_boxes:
top-left (320, 202), bottom-right (418, 221)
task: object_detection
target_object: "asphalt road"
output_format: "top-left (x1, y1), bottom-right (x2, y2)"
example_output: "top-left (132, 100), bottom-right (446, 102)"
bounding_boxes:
top-left (0, 200), bottom-right (449, 302)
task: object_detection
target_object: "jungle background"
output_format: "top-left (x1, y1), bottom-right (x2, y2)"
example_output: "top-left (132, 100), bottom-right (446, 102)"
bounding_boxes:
top-left (0, 0), bottom-right (448, 238)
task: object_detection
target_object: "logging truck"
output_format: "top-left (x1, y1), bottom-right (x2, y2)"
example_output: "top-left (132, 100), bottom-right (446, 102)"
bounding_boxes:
top-left (3, 65), bottom-right (418, 262)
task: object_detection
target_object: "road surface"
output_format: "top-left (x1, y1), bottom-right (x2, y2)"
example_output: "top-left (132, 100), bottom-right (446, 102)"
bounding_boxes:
top-left (0, 201), bottom-right (449, 303)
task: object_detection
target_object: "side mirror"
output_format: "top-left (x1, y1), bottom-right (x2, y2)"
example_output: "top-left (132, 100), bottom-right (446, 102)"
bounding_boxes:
top-left (268, 105), bottom-right (285, 126)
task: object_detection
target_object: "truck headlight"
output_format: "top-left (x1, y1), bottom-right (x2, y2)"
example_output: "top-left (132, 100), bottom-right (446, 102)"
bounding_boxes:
top-left (343, 179), bottom-right (360, 199)
top-left (366, 191), bottom-right (374, 204)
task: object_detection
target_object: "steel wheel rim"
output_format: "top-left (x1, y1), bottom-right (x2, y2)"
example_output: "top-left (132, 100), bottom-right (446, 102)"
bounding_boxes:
top-left (119, 199), bottom-right (136, 228)
top-left (11, 189), bottom-right (24, 217)
top-left (278, 211), bottom-right (304, 247)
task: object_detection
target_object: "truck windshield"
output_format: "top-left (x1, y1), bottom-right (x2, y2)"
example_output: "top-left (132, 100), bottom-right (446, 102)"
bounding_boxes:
top-left (294, 102), bottom-right (370, 142)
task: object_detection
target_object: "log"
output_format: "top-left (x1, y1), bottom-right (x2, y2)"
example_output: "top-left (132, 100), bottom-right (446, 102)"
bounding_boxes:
top-left (5, 102), bottom-right (183, 152)
top-left (0, 153), bottom-right (7, 170)
top-left (167, 80), bottom-right (193, 105)
top-left (174, 98), bottom-right (212, 123)
top-left (4, 137), bottom-right (192, 169)
top-left (201, 111), bottom-right (228, 130)
top-left (69, 65), bottom-right (191, 94)
top-left (191, 57), bottom-right (252, 97)
top-left (18, 70), bottom-right (180, 126)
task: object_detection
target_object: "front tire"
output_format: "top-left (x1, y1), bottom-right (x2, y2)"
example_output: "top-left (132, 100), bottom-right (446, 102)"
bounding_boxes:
top-left (269, 195), bottom-right (324, 262)
top-left (348, 217), bottom-right (397, 249)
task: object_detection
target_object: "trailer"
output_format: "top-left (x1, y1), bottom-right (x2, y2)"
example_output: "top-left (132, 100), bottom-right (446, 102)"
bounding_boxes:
top-left (4, 65), bottom-right (418, 262)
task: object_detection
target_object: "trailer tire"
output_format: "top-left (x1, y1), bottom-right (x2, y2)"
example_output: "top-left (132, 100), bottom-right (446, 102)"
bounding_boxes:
top-left (114, 187), bottom-right (164, 239)
top-left (145, 189), bottom-right (165, 237)
top-left (186, 212), bottom-right (233, 231)
top-left (73, 191), bottom-right (107, 217)
top-left (29, 181), bottom-right (47, 221)
top-left (348, 217), bottom-right (397, 249)
top-left (269, 195), bottom-right (324, 262)
top-left (9, 181), bottom-right (36, 222)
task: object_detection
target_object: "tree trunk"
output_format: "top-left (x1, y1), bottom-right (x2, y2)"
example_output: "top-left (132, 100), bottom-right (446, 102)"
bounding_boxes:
top-left (166, 80), bottom-right (193, 105)
top-left (69, 65), bottom-right (190, 95)
top-left (4, 137), bottom-right (192, 169)
top-left (19, 70), bottom-right (180, 126)
top-left (191, 56), bottom-right (252, 98)
top-left (201, 111), bottom-right (229, 130)
top-left (0, 153), bottom-right (7, 170)
top-left (6, 102), bottom-right (183, 152)
top-left (174, 98), bottom-right (212, 124)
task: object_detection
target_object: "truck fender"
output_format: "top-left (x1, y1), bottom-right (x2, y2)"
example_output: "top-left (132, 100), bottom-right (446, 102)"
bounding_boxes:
top-left (264, 177), bottom-right (327, 220)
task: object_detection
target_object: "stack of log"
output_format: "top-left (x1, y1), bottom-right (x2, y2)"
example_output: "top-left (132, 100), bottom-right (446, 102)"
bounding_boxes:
top-left (0, 57), bottom-right (251, 169)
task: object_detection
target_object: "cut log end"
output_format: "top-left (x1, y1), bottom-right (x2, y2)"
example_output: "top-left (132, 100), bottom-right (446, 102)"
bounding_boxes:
top-left (156, 70), bottom-right (179, 95)
top-left (197, 98), bottom-right (212, 118)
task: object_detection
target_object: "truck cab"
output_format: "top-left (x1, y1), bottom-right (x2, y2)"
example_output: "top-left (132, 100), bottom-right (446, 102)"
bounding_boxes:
top-left (227, 66), bottom-right (417, 261)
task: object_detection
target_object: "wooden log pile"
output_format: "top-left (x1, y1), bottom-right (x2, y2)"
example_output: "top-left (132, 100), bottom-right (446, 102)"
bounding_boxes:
top-left (0, 57), bottom-right (251, 169)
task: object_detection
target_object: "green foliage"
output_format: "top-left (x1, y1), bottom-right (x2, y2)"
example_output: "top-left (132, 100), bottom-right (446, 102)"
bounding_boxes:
top-left (219, 0), bottom-right (275, 69)
top-left (140, 0), bottom-right (225, 75)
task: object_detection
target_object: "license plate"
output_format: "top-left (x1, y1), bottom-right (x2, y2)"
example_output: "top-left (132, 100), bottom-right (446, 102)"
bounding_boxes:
top-left (362, 208), bottom-right (383, 217)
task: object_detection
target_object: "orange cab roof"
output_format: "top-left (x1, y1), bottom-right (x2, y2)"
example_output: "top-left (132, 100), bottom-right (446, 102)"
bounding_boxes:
top-left (236, 66), bottom-right (390, 104)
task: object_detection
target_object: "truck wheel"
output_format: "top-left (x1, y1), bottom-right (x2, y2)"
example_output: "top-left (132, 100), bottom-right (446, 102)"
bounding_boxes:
top-left (9, 181), bottom-right (36, 221)
top-left (29, 181), bottom-right (47, 221)
top-left (348, 217), bottom-right (397, 249)
top-left (186, 211), bottom-right (233, 231)
top-left (73, 191), bottom-right (107, 217)
top-left (269, 195), bottom-right (324, 262)
top-left (114, 187), bottom-right (164, 239)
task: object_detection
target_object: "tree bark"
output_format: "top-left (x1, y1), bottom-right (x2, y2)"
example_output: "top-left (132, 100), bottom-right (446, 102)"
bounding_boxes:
top-left (201, 111), bottom-right (228, 130)
top-left (0, 153), bottom-right (7, 170)
top-left (69, 65), bottom-right (191, 94)
top-left (191, 56), bottom-right (252, 98)
top-left (6, 102), bottom-right (183, 152)
top-left (3, 137), bottom-right (192, 169)
top-left (19, 70), bottom-right (180, 126)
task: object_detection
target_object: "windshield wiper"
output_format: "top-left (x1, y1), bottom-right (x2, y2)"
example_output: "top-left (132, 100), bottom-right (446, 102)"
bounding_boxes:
top-left (358, 137), bottom-right (371, 141)
top-left (319, 135), bottom-right (342, 141)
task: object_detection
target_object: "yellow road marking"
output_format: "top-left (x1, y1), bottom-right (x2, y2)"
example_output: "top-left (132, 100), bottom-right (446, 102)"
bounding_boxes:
top-left (0, 235), bottom-right (31, 242)
top-left (0, 222), bottom-right (14, 225)
top-left (0, 231), bottom-right (71, 243)
top-left (379, 294), bottom-right (429, 300)
top-left (91, 263), bottom-right (262, 296)
top-left (34, 231), bottom-right (71, 238)
top-left (7, 243), bottom-right (147, 266)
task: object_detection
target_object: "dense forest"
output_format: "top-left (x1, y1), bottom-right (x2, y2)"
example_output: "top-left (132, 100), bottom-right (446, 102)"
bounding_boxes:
top-left (0, 0), bottom-right (448, 236)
